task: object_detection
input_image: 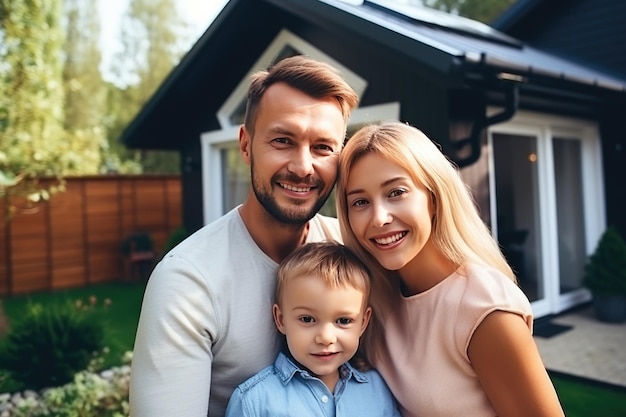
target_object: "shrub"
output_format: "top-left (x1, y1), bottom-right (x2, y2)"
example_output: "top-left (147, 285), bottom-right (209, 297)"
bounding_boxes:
top-left (0, 298), bottom-right (107, 391)
top-left (582, 226), bottom-right (626, 296)
top-left (0, 351), bottom-right (132, 417)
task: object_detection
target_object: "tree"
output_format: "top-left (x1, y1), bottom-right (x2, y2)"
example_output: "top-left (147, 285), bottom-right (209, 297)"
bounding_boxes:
top-left (106, 0), bottom-right (188, 174)
top-left (422, 0), bottom-right (516, 24)
top-left (62, 0), bottom-right (107, 174)
top-left (101, 82), bottom-right (143, 174)
top-left (0, 0), bottom-right (198, 213)
top-left (0, 0), bottom-right (67, 210)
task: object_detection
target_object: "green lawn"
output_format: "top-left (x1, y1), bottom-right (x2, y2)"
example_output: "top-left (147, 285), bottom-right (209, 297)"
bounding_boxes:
top-left (2, 282), bottom-right (626, 415)
top-left (551, 372), bottom-right (626, 417)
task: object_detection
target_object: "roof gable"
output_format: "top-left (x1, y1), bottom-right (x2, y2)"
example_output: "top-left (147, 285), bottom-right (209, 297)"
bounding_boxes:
top-left (217, 29), bottom-right (368, 129)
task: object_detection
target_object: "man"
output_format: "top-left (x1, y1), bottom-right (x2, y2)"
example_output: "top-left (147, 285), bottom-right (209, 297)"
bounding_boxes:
top-left (129, 55), bottom-right (359, 417)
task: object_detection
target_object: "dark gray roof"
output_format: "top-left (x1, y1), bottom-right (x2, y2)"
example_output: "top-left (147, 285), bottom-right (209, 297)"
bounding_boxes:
top-left (327, 0), bottom-right (626, 91)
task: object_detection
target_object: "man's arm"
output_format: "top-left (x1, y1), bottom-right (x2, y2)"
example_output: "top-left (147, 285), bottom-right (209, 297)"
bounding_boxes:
top-left (130, 256), bottom-right (216, 417)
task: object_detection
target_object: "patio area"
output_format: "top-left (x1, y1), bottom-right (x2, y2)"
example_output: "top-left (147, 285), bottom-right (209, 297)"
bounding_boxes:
top-left (534, 305), bottom-right (626, 388)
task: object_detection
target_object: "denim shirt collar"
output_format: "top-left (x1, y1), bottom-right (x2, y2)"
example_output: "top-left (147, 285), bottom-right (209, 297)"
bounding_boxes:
top-left (275, 351), bottom-right (369, 386)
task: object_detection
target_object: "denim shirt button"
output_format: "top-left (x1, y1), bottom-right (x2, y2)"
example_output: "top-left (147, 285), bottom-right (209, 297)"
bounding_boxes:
top-left (321, 395), bottom-right (329, 403)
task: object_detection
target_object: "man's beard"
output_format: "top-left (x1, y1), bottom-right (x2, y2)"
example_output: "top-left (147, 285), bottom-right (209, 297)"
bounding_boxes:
top-left (250, 157), bottom-right (333, 225)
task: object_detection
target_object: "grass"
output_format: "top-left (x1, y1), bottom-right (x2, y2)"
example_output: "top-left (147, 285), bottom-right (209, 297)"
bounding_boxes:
top-left (2, 282), bottom-right (626, 415)
top-left (1, 281), bottom-right (146, 371)
top-left (551, 372), bottom-right (626, 417)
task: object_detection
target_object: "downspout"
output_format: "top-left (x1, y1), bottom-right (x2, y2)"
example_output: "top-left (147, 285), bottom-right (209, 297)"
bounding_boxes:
top-left (453, 73), bottom-right (524, 167)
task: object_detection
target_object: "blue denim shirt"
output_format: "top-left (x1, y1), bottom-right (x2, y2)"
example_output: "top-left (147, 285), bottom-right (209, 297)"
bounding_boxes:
top-left (225, 352), bottom-right (401, 417)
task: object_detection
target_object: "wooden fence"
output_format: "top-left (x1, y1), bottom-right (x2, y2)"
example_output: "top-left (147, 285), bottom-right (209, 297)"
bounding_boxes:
top-left (0, 175), bottom-right (182, 296)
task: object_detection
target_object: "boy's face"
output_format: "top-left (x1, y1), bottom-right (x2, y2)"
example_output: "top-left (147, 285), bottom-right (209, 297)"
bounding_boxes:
top-left (273, 274), bottom-right (371, 391)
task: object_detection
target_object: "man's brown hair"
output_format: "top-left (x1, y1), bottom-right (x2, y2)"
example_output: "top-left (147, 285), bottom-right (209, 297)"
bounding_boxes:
top-left (244, 55), bottom-right (359, 137)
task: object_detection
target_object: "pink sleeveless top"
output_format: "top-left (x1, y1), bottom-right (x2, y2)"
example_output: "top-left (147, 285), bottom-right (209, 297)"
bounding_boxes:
top-left (373, 263), bottom-right (532, 417)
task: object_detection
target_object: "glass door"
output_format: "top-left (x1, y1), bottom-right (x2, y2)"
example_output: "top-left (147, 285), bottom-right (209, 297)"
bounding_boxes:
top-left (492, 132), bottom-right (546, 305)
top-left (489, 112), bottom-right (604, 318)
top-left (553, 137), bottom-right (587, 298)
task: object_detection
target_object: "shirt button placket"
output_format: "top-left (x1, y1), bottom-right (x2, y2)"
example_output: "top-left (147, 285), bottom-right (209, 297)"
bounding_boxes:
top-left (319, 393), bottom-right (336, 416)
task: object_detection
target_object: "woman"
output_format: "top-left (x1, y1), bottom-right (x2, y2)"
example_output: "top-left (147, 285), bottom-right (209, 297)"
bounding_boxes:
top-left (336, 122), bottom-right (564, 417)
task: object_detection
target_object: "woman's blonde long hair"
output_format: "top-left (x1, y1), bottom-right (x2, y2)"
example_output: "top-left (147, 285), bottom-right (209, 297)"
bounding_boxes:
top-left (336, 122), bottom-right (515, 355)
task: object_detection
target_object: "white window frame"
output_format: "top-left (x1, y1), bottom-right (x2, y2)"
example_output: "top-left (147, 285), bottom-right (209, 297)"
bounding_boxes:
top-left (488, 109), bottom-right (604, 316)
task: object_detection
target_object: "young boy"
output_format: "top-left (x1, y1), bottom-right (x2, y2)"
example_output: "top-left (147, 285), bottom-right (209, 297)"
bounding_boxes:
top-left (225, 241), bottom-right (401, 417)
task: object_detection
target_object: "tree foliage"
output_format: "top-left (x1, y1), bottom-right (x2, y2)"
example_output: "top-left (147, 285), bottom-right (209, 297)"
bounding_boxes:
top-left (423, 0), bottom-right (516, 24)
top-left (0, 0), bottom-right (190, 212)
top-left (0, 0), bottom-right (69, 208)
top-left (62, 0), bottom-right (107, 174)
top-left (107, 0), bottom-right (187, 174)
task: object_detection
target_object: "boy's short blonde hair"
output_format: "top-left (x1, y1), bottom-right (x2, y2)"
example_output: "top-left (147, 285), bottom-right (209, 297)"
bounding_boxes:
top-left (276, 241), bottom-right (371, 307)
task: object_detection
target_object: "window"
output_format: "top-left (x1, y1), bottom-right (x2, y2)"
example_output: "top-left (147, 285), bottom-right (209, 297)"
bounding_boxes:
top-left (489, 111), bottom-right (604, 316)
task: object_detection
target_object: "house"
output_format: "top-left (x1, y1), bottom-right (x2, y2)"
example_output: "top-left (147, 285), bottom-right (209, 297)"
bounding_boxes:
top-left (492, 0), bottom-right (626, 241)
top-left (120, 0), bottom-right (626, 318)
